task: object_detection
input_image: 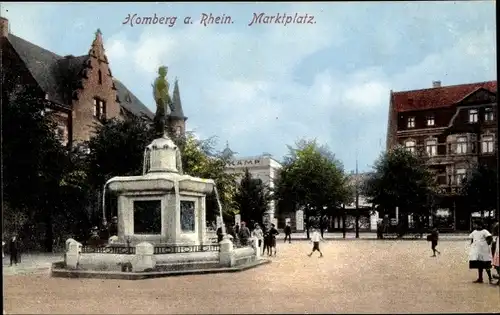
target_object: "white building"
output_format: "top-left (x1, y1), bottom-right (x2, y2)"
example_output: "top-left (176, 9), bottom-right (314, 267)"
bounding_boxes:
top-left (224, 148), bottom-right (282, 224)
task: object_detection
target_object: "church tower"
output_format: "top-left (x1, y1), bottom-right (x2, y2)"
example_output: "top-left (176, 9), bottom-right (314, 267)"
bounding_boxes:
top-left (168, 78), bottom-right (187, 137)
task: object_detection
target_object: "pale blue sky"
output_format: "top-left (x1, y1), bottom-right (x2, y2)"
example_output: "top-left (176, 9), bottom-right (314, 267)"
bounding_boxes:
top-left (2, 2), bottom-right (496, 172)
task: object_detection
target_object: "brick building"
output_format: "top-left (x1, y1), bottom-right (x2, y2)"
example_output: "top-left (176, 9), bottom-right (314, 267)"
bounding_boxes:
top-left (1, 17), bottom-right (187, 146)
top-left (386, 80), bottom-right (497, 230)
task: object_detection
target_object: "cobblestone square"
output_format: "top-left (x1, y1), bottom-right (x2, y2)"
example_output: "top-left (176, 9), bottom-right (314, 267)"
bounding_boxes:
top-left (3, 240), bottom-right (500, 314)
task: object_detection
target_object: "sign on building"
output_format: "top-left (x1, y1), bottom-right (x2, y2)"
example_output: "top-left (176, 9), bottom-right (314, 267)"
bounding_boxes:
top-left (296, 210), bottom-right (304, 231)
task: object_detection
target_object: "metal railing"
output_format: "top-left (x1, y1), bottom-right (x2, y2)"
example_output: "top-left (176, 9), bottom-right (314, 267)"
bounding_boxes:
top-left (81, 245), bottom-right (136, 254)
top-left (153, 244), bottom-right (220, 255)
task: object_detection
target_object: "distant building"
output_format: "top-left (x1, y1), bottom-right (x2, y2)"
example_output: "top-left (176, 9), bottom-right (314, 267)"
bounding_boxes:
top-left (1, 17), bottom-right (187, 147)
top-left (386, 80), bottom-right (497, 230)
top-left (223, 144), bottom-right (282, 223)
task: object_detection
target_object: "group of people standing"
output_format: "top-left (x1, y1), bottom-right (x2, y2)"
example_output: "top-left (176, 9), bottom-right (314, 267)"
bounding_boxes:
top-left (216, 221), bottom-right (281, 256)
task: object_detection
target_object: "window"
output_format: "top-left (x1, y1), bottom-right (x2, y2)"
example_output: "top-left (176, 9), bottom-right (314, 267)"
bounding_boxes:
top-left (456, 169), bottom-right (466, 186)
top-left (93, 98), bottom-right (106, 119)
top-left (405, 140), bottom-right (416, 153)
top-left (426, 116), bottom-right (435, 126)
top-left (482, 135), bottom-right (494, 153)
top-left (98, 69), bottom-right (102, 85)
top-left (175, 126), bottom-right (182, 136)
top-left (468, 109), bottom-right (478, 123)
top-left (456, 137), bottom-right (467, 154)
top-left (425, 139), bottom-right (437, 156)
top-left (484, 107), bottom-right (494, 122)
top-left (407, 117), bottom-right (415, 128)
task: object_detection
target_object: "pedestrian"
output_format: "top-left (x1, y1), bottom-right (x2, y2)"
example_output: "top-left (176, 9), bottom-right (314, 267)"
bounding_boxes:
top-left (268, 223), bottom-right (279, 256)
top-left (216, 224), bottom-right (224, 243)
top-left (308, 228), bottom-right (324, 258)
top-left (262, 227), bottom-right (270, 255)
top-left (238, 222), bottom-right (251, 246)
top-left (9, 234), bottom-right (21, 266)
top-left (252, 224), bottom-right (264, 249)
top-left (491, 222), bottom-right (499, 285)
top-left (428, 227), bottom-right (441, 257)
top-left (284, 223), bottom-right (292, 243)
top-left (468, 222), bottom-right (494, 284)
top-left (376, 219), bottom-right (384, 239)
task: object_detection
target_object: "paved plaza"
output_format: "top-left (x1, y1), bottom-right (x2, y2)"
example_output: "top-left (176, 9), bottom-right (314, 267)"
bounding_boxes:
top-left (3, 240), bottom-right (500, 314)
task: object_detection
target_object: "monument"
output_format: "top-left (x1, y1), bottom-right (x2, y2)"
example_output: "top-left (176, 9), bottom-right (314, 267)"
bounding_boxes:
top-left (53, 66), bottom-right (269, 279)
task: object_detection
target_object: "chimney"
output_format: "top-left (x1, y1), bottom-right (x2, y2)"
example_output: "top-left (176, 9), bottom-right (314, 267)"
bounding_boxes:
top-left (432, 81), bottom-right (441, 88)
top-left (0, 17), bottom-right (9, 38)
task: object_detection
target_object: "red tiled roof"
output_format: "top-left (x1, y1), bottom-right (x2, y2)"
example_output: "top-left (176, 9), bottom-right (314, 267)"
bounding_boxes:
top-left (392, 81), bottom-right (497, 112)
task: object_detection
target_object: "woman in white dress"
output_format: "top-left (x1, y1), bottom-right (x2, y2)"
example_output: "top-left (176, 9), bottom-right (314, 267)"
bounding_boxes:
top-left (468, 222), bottom-right (494, 284)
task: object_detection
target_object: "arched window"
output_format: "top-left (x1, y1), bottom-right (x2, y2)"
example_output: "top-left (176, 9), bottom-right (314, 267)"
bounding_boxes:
top-left (98, 69), bottom-right (102, 85)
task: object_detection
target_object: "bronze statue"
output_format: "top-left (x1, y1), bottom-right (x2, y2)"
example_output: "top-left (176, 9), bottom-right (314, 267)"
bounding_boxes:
top-left (152, 66), bottom-right (174, 137)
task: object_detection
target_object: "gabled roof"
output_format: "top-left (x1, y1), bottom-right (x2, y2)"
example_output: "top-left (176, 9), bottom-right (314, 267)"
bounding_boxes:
top-left (114, 79), bottom-right (154, 119)
top-left (391, 81), bottom-right (497, 112)
top-left (6, 33), bottom-right (153, 118)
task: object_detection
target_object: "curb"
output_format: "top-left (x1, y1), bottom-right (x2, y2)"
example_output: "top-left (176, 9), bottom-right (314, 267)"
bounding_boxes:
top-left (50, 259), bottom-right (271, 280)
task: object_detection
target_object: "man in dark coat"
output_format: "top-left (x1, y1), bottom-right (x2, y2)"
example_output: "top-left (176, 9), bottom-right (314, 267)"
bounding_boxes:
top-left (9, 234), bottom-right (21, 266)
top-left (284, 223), bottom-right (292, 243)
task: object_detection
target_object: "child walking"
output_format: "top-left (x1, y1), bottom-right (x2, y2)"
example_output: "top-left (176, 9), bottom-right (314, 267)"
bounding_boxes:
top-left (308, 228), bottom-right (323, 258)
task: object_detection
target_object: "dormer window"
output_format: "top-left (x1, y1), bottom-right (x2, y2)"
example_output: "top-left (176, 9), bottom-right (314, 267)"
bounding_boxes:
top-left (175, 126), bottom-right (182, 136)
top-left (98, 70), bottom-right (102, 85)
top-left (407, 117), bottom-right (415, 128)
top-left (426, 115), bottom-right (435, 126)
top-left (125, 94), bottom-right (132, 102)
top-left (468, 109), bottom-right (478, 123)
top-left (484, 107), bottom-right (494, 122)
top-left (93, 98), bottom-right (106, 119)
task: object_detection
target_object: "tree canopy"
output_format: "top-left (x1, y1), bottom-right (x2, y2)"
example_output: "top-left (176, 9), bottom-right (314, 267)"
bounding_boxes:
top-left (363, 146), bottom-right (437, 217)
top-left (273, 139), bottom-right (350, 237)
top-left (3, 86), bottom-right (91, 250)
top-left (234, 169), bottom-right (270, 226)
top-left (460, 163), bottom-right (497, 214)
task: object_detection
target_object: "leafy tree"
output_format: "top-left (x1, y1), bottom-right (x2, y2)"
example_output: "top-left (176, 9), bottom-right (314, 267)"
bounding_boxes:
top-left (234, 169), bottom-right (270, 226)
top-left (273, 139), bottom-right (350, 238)
top-left (179, 134), bottom-right (238, 221)
top-left (86, 116), bottom-right (155, 186)
top-left (461, 163), bottom-right (497, 227)
top-left (363, 147), bottom-right (437, 235)
top-left (2, 86), bottom-right (74, 251)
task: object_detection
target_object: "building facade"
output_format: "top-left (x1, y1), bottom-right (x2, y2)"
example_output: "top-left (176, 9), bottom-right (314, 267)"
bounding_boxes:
top-left (1, 17), bottom-right (187, 147)
top-left (386, 80), bottom-right (497, 230)
top-left (224, 151), bottom-right (282, 224)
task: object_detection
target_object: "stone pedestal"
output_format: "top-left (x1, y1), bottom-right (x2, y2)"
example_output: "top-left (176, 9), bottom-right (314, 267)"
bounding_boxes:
top-left (249, 236), bottom-right (260, 260)
top-left (219, 238), bottom-right (235, 267)
top-left (132, 242), bottom-right (156, 272)
top-left (65, 239), bottom-right (82, 269)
